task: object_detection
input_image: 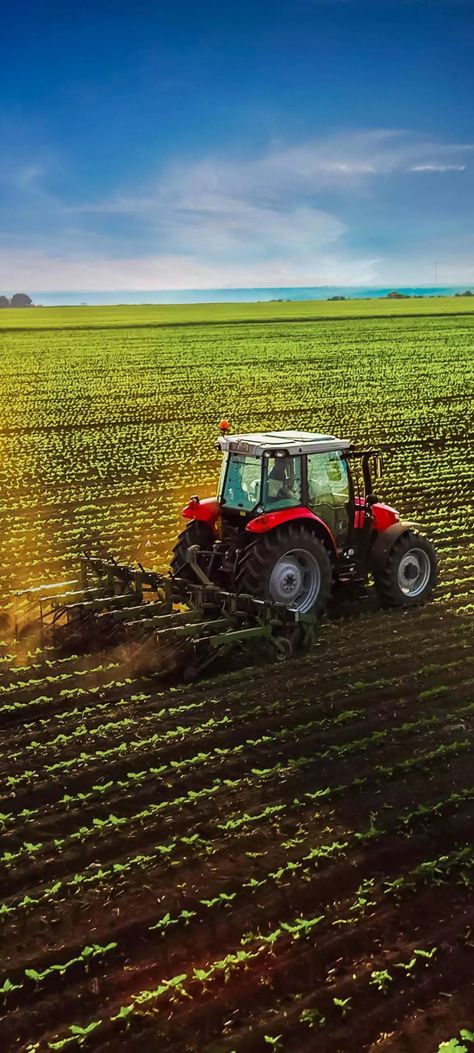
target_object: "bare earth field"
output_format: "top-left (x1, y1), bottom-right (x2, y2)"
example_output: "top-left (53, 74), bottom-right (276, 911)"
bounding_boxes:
top-left (0, 299), bottom-right (473, 1053)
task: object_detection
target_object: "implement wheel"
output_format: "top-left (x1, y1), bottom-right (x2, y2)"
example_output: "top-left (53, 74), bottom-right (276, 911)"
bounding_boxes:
top-left (170, 521), bottom-right (214, 581)
top-left (374, 530), bottom-right (438, 607)
top-left (237, 523), bottom-right (333, 616)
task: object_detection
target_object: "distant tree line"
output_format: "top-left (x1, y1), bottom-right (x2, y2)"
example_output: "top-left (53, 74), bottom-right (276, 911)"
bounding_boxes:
top-left (385, 289), bottom-right (474, 300)
top-left (0, 293), bottom-right (33, 307)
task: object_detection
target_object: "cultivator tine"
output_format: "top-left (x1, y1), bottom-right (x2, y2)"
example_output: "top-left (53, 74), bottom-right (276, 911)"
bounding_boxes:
top-left (123, 608), bottom-right (203, 638)
top-left (19, 578), bottom-right (80, 595)
top-left (14, 578), bottom-right (83, 643)
top-left (41, 587), bottom-right (105, 606)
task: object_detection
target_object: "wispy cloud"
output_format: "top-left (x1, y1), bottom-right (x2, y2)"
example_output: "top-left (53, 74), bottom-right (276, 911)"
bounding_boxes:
top-left (70, 129), bottom-right (472, 220)
top-left (0, 246), bottom-right (381, 291)
top-left (1, 128), bottom-right (473, 290)
top-left (409, 163), bottom-right (467, 172)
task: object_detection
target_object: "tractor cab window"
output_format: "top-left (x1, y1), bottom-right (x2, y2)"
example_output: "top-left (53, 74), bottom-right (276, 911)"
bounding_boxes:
top-left (263, 455), bottom-right (302, 510)
top-left (307, 451), bottom-right (350, 544)
top-left (222, 454), bottom-right (262, 511)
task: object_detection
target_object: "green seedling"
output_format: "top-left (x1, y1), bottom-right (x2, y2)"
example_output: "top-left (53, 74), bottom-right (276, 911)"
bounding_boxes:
top-left (395, 957), bottom-right (417, 977)
top-left (299, 1007), bottom-right (326, 1029)
top-left (370, 969), bottom-right (393, 993)
top-left (48, 1020), bottom-right (101, 1050)
top-left (0, 977), bottom-right (23, 995)
top-left (350, 877), bottom-right (376, 914)
top-left (355, 812), bottom-right (382, 843)
top-left (414, 947), bottom-right (438, 961)
top-left (333, 996), bottom-right (352, 1016)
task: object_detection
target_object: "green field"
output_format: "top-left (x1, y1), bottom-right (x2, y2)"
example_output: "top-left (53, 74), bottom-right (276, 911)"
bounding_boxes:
top-left (1, 294), bottom-right (474, 331)
top-left (0, 300), bottom-right (472, 605)
top-left (0, 300), bottom-right (473, 1053)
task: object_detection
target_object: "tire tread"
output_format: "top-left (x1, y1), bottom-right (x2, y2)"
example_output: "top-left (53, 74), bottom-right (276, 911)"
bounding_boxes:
top-left (236, 522), bottom-right (333, 616)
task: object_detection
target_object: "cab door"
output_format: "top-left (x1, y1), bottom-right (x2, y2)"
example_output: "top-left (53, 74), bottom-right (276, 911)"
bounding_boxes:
top-left (306, 451), bottom-right (350, 547)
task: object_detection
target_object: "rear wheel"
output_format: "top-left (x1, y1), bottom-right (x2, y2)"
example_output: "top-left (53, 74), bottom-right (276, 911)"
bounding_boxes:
top-left (170, 521), bottom-right (214, 581)
top-left (374, 530), bottom-right (437, 607)
top-left (237, 523), bottom-right (333, 616)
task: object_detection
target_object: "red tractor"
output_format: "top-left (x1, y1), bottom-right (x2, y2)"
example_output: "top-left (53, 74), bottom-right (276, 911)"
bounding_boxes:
top-left (171, 423), bottom-right (437, 616)
top-left (20, 422), bottom-right (438, 675)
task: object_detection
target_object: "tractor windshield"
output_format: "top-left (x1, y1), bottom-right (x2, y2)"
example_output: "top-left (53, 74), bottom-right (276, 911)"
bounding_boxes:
top-left (221, 454), bottom-right (262, 511)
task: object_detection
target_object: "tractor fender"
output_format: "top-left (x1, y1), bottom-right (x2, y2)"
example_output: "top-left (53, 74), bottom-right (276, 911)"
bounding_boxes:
top-left (182, 497), bottom-right (220, 530)
top-left (246, 507), bottom-right (338, 558)
top-left (369, 521), bottom-right (420, 574)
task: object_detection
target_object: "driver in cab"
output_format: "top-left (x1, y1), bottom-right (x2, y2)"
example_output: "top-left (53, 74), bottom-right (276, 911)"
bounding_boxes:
top-left (266, 457), bottom-right (298, 505)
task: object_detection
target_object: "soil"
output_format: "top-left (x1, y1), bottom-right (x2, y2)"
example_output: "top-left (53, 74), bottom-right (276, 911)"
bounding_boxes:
top-left (0, 561), bottom-right (473, 1053)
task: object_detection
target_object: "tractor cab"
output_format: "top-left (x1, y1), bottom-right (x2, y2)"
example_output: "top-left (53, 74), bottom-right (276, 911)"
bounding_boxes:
top-left (216, 430), bottom-right (354, 547)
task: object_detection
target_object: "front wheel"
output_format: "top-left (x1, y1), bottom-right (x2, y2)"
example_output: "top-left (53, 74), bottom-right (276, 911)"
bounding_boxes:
top-left (236, 523), bottom-right (334, 616)
top-left (373, 530), bottom-right (438, 607)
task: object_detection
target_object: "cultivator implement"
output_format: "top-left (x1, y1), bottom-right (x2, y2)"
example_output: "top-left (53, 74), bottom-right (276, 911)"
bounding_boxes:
top-left (15, 555), bottom-right (317, 678)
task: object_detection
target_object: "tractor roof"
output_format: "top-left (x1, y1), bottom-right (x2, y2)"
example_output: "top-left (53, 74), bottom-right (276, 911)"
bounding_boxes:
top-left (218, 430), bottom-right (351, 457)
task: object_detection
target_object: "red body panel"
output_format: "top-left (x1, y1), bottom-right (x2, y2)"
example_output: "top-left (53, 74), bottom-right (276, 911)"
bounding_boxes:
top-left (371, 502), bottom-right (400, 531)
top-left (353, 497), bottom-right (399, 532)
top-left (246, 506), bottom-right (337, 554)
top-left (182, 497), bottom-right (221, 531)
top-left (354, 496), bottom-right (366, 529)
top-left (183, 495), bottom-right (400, 551)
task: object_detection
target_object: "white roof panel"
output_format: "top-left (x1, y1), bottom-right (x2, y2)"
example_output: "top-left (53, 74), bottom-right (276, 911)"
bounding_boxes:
top-left (218, 430), bottom-right (351, 456)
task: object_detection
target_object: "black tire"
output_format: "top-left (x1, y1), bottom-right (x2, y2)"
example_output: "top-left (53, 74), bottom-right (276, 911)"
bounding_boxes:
top-left (373, 530), bottom-right (438, 607)
top-left (236, 523), bottom-right (333, 616)
top-left (170, 520), bottom-right (214, 581)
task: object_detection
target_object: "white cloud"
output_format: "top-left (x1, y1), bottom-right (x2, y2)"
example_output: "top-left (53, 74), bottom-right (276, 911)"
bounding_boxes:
top-left (3, 242), bottom-right (474, 293)
top-left (409, 164), bottom-right (467, 172)
top-left (70, 129), bottom-right (472, 222)
top-left (2, 128), bottom-right (473, 290)
top-left (0, 246), bottom-right (380, 292)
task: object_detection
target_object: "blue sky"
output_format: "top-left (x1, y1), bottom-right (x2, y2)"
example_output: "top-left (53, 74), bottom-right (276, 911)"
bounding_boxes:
top-left (1, 0), bottom-right (473, 292)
